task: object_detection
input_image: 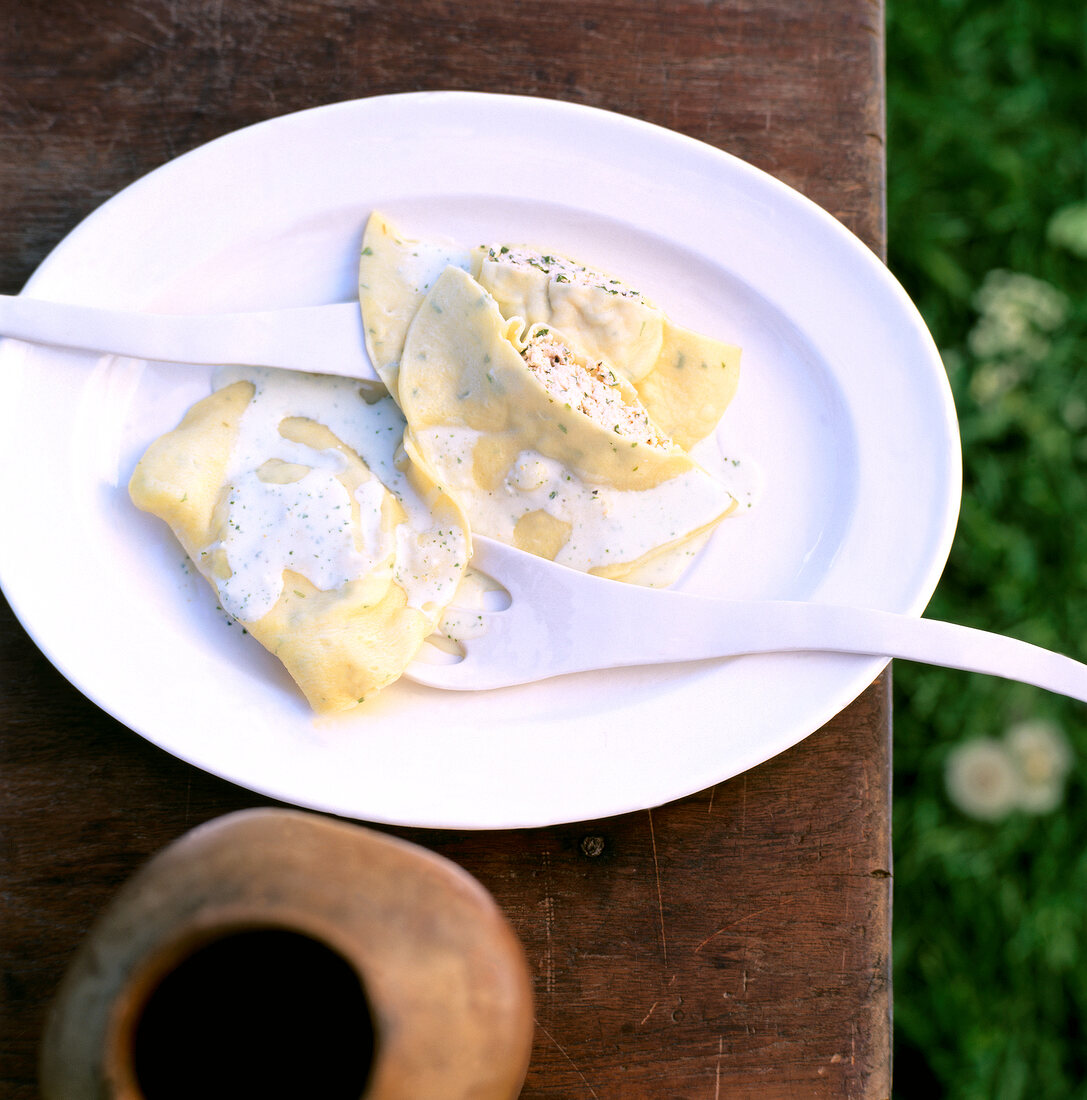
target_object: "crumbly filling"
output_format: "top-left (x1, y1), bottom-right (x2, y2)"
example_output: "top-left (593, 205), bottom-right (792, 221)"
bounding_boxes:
top-left (521, 330), bottom-right (670, 449)
top-left (486, 245), bottom-right (647, 301)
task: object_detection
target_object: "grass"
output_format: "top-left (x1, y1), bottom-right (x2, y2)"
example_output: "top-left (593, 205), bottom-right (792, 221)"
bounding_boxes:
top-left (885, 0), bottom-right (1087, 1095)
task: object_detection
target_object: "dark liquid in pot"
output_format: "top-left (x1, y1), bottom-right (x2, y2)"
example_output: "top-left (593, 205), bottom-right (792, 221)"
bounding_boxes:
top-left (132, 928), bottom-right (375, 1100)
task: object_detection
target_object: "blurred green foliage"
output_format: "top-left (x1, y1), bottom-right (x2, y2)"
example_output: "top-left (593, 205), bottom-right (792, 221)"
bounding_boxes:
top-left (886, 0), bottom-right (1087, 1095)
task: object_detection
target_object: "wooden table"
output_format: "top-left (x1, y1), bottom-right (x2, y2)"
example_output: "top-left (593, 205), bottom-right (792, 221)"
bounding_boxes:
top-left (0, 2), bottom-right (891, 1095)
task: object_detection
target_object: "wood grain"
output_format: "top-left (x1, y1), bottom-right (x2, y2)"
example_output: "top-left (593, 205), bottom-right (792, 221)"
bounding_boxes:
top-left (0, 1), bottom-right (890, 1095)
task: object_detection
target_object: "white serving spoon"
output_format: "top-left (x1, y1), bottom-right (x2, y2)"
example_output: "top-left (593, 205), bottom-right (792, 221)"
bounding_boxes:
top-left (407, 536), bottom-right (1087, 702)
top-left (8, 295), bottom-right (1081, 702)
top-left (0, 295), bottom-right (380, 381)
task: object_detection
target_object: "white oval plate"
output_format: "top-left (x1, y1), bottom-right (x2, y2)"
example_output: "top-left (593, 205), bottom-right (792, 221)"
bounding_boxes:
top-left (0, 92), bottom-right (960, 829)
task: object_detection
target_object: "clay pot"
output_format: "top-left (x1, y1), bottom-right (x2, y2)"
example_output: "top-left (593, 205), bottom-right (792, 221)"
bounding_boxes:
top-left (39, 808), bottom-right (534, 1099)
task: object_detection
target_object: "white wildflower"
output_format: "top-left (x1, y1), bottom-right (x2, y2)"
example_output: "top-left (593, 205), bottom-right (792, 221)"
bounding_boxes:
top-left (945, 737), bottom-right (1022, 821)
top-left (967, 269), bottom-right (1068, 370)
top-left (969, 361), bottom-right (1024, 405)
top-left (945, 721), bottom-right (1075, 820)
top-left (1004, 719), bottom-right (1073, 814)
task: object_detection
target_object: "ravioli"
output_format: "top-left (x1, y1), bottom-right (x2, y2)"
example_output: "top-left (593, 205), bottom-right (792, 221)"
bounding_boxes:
top-left (358, 212), bottom-right (742, 451)
top-left (129, 367), bottom-right (471, 714)
top-left (476, 246), bottom-right (742, 450)
top-left (397, 265), bottom-right (736, 585)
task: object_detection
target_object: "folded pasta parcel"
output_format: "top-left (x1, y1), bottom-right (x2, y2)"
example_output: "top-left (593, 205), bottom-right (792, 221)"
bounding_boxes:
top-left (358, 211), bottom-right (743, 452)
top-left (129, 367), bottom-right (471, 713)
top-left (398, 265), bottom-right (737, 586)
top-left (476, 244), bottom-right (742, 452)
top-left (358, 210), bottom-right (480, 402)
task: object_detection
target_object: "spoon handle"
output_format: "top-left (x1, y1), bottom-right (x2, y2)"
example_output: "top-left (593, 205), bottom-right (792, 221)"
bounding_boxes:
top-left (444, 538), bottom-right (1087, 700)
top-left (698, 600), bottom-right (1087, 703)
top-left (0, 294), bottom-right (378, 381)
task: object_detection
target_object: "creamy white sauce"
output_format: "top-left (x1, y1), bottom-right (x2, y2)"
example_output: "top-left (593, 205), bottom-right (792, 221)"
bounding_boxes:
top-left (211, 366), bottom-right (467, 622)
top-left (392, 522), bottom-right (469, 613)
top-left (412, 566), bottom-right (509, 664)
top-left (506, 456), bottom-right (551, 492)
top-left (216, 465), bottom-right (389, 621)
top-left (689, 433), bottom-right (765, 514)
top-left (436, 605), bottom-right (487, 642)
top-left (435, 565), bottom-right (510, 645)
top-left (715, 454), bottom-right (763, 512)
top-left (418, 425), bottom-right (732, 573)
